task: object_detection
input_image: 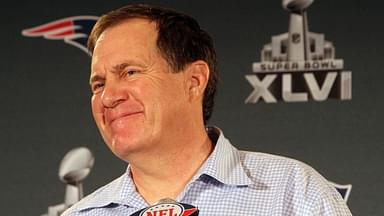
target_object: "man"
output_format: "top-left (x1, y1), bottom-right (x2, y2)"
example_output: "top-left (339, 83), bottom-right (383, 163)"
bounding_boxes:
top-left (63, 4), bottom-right (351, 215)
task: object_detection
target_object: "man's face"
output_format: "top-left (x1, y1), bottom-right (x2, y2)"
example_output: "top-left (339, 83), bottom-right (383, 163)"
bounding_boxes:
top-left (90, 19), bottom-right (191, 160)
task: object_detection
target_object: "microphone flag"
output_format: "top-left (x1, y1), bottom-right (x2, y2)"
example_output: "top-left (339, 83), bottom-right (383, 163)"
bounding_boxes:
top-left (130, 198), bottom-right (198, 216)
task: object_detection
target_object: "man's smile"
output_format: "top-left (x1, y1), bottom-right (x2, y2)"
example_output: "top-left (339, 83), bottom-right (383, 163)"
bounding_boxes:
top-left (105, 109), bottom-right (144, 127)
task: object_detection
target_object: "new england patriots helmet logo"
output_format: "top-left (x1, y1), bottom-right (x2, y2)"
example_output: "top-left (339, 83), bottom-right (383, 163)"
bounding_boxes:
top-left (22, 16), bottom-right (99, 53)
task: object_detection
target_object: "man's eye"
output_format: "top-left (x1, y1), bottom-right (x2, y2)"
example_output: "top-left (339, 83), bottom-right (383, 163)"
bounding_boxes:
top-left (127, 70), bottom-right (136, 76)
top-left (92, 83), bottom-right (104, 93)
top-left (121, 70), bottom-right (138, 77)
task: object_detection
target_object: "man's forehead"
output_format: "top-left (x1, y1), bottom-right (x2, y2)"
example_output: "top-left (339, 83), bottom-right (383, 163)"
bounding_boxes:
top-left (92, 18), bottom-right (158, 58)
top-left (96, 18), bottom-right (157, 44)
top-left (91, 18), bottom-right (159, 70)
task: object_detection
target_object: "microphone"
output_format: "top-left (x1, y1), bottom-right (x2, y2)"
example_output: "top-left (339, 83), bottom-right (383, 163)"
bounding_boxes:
top-left (130, 198), bottom-right (199, 216)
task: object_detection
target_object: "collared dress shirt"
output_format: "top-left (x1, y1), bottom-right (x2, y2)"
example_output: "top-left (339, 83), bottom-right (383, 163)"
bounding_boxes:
top-left (62, 128), bottom-right (352, 215)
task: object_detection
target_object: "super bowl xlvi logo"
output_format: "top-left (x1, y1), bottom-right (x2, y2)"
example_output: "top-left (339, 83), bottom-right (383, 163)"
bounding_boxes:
top-left (21, 16), bottom-right (99, 53)
top-left (245, 0), bottom-right (352, 104)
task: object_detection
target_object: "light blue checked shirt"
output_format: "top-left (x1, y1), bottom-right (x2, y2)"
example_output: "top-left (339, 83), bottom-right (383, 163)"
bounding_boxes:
top-left (62, 127), bottom-right (351, 215)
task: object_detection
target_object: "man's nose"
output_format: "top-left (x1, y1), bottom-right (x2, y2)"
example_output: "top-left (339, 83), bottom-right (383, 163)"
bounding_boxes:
top-left (100, 82), bottom-right (127, 108)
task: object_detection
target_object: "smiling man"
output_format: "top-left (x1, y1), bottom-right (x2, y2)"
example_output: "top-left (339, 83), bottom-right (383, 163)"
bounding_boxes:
top-left (62, 4), bottom-right (351, 216)
top-left (89, 16), bottom-right (213, 205)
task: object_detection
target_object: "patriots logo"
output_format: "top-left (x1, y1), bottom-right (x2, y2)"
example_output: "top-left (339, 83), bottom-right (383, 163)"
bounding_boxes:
top-left (21, 16), bottom-right (99, 53)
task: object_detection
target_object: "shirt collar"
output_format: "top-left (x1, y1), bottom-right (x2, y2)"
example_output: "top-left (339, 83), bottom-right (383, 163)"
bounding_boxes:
top-left (75, 127), bottom-right (254, 212)
top-left (195, 126), bottom-right (254, 186)
top-left (75, 167), bottom-right (147, 212)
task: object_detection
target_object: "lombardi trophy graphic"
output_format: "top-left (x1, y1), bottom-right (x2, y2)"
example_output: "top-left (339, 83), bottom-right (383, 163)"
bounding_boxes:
top-left (282, 0), bottom-right (313, 61)
top-left (41, 147), bottom-right (94, 216)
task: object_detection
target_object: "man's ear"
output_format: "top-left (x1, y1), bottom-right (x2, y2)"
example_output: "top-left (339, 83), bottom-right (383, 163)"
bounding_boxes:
top-left (185, 60), bottom-right (210, 101)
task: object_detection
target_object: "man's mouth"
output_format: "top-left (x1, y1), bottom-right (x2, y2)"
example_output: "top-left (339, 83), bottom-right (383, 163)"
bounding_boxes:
top-left (108, 111), bottom-right (143, 126)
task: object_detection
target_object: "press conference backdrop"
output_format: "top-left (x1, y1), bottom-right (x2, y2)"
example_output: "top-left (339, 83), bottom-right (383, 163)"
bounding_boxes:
top-left (1, 0), bottom-right (383, 215)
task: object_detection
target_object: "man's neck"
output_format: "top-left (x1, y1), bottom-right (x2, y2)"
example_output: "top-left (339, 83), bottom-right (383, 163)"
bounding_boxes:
top-left (128, 126), bottom-right (213, 205)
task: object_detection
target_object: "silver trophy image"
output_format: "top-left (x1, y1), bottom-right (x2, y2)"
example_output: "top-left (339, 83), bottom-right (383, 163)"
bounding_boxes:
top-left (41, 147), bottom-right (94, 216)
top-left (282, 0), bottom-right (314, 61)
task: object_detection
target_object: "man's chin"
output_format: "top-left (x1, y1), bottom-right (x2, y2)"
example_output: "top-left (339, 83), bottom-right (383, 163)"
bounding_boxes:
top-left (108, 136), bottom-right (143, 158)
top-left (110, 113), bottom-right (144, 133)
